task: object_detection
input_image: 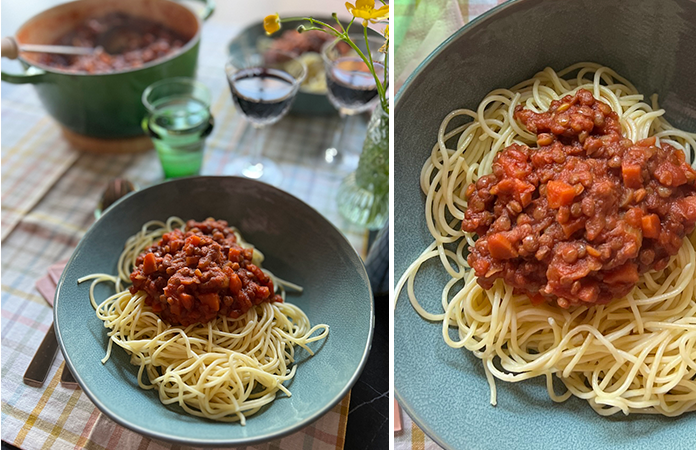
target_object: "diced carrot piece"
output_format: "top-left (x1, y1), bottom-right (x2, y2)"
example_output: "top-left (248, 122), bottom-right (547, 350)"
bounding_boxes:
top-left (586, 246), bottom-right (601, 258)
top-left (180, 293), bottom-right (194, 311)
top-left (621, 164), bottom-right (643, 189)
top-left (546, 180), bottom-right (577, 208)
top-left (228, 247), bottom-right (241, 262)
top-left (187, 234), bottom-right (201, 246)
top-left (180, 276), bottom-right (196, 286)
top-left (142, 253), bottom-right (157, 275)
top-left (562, 219), bottom-right (585, 238)
top-left (636, 136), bottom-right (656, 147)
top-left (487, 233), bottom-right (517, 259)
top-left (603, 263), bottom-right (639, 284)
top-left (641, 214), bottom-right (661, 239)
top-left (198, 293), bottom-right (220, 312)
top-left (228, 271), bottom-right (242, 293)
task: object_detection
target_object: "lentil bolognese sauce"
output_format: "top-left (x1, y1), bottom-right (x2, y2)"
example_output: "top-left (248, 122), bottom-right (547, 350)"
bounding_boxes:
top-left (38, 13), bottom-right (186, 73)
top-left (80, 216), bottom-right (328, 423)
top-left (130, 218), bottom-right (282, 326)
top-left (463, 89), bottom-right (696, 308)
top-left (396, 63), bottom-right (696, 416)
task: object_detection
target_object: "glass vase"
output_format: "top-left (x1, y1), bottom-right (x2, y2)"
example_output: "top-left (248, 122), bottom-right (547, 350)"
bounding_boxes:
top-left (336, 103), bottom-right (389, 230)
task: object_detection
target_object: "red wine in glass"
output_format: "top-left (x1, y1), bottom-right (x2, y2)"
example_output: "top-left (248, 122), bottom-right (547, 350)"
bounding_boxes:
top-left (228, 67), bottom-right (296, 125)
top-left (325, 57), bottom-right (385, 112)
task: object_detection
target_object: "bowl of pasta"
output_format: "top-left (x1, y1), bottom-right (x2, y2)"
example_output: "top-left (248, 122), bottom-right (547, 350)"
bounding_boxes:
top-left (54, 176), bottom-right (373, 446)
top-left (394, 0), bottom-right (696, 448)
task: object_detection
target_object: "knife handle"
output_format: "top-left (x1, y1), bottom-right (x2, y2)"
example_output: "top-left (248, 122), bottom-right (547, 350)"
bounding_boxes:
top-left (23, 323), bottom-right (59, 387)
top-left (60, 364), bottom-right (79, 389)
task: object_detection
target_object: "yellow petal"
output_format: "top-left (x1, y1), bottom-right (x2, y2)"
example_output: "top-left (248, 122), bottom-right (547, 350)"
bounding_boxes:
top-left (356, 0), bottom-right (374, 9)
top-left (345, 2), bottom-right (356, 13)
top-left (351, 10), bottom-right (370, 19)
top-left (375, 5), bottom-right (389, 15)
top-left (263, 14), bottom-right (281, 35)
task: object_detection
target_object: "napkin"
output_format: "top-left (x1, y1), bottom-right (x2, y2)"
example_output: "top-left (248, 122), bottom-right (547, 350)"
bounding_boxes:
top-left (34, 260), bottom-right (68, 306)
top-left (394, 399), bottom-right (403, 431)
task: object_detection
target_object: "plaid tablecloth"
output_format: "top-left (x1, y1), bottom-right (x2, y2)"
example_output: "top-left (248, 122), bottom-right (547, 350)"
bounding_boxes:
top-left (1, 8), bottom-right (369, 450)
top-left (393, 1), bottom-right (501, 449)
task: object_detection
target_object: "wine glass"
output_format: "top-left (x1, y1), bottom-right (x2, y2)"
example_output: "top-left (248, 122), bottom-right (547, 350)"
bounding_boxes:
top-left (224, 49), bottom-right (306, 185)
top-left (322, 34), bottom-right (386, 165)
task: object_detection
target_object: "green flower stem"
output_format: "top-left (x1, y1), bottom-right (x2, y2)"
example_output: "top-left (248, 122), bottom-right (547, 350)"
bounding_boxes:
top-left (363, 26), bottom-right (379, 94)
top-left (280, 17), bottom-right (342, 37)
top-left (332, 13), bottom-right (345, 33)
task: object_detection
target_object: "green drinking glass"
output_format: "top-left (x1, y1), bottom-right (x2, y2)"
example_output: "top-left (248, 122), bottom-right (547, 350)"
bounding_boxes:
top-left (142, 77), bottom-right (214, 179)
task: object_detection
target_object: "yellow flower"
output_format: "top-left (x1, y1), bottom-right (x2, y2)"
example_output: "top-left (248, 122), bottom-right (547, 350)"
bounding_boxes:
top-left (263, 13), bottom-right (281, 35)
top-left (379, 26), bottom-right (389, 53)
top-left (345, 0), bottom-right (389, 26)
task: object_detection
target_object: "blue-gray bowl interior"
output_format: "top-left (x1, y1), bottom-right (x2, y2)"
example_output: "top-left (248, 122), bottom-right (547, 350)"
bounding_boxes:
top-left (55, 176), bottom-right (373, 447)
top-left (228, 17), bottom-right (383, 116)
top-left (394, 0), bottom-right (696, 449)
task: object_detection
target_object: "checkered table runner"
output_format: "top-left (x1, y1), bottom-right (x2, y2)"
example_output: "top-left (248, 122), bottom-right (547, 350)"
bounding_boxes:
top-left (392, 1), bottom-right (502, 449)
top-left (1, 16), bottom-right (368, 450)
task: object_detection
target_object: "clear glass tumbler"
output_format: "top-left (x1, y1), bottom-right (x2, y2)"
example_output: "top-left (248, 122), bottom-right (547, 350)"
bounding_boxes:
top-left (142, 77), bottom-right (214, 179)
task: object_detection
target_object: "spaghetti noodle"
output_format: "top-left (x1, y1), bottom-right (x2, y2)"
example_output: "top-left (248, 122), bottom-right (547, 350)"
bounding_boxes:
top-left (80, 217), bottom-right (329, 424)
top-left (396, 62), bottom-right (696, 416)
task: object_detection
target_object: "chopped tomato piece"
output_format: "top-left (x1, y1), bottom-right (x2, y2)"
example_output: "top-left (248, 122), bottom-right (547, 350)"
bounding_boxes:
top-left (676, 196), bottom-right (696, 225)
top-left (624, 207), bottom-right (643, 228)
top-left (528, 293), bottom-right (546, 306)
top-left (654, 163), bottom-right (687, 187)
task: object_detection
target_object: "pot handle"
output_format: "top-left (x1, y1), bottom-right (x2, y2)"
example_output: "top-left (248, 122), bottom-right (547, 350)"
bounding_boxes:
top-left (189, 0), bottom-right (216, 21)
top-left (1, 65), bottom-right (46, 84)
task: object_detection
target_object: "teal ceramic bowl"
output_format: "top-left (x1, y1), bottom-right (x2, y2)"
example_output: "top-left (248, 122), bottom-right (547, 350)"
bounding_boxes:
top-left (54, 176), bottom-right (373, 446)
top-left (394, 0), bottom-right (696, 449)
top-left (1, 0), bottom-right (214, 139)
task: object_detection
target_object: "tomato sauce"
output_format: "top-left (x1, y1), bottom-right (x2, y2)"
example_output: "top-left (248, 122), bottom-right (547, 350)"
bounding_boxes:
top-left (462, 89), bottom-right (696, 307)
top-left (38, 13), bottom-right (186, 73)
top-left (130, 218), bottom-right (281, 326)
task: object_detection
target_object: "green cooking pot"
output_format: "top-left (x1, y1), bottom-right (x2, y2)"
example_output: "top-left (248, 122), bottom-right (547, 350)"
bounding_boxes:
top-left (1, 0), bottom-right (215, 140)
